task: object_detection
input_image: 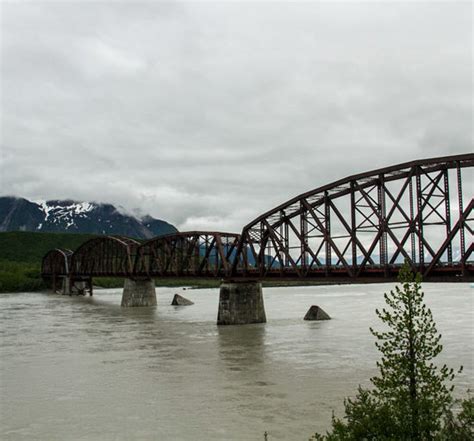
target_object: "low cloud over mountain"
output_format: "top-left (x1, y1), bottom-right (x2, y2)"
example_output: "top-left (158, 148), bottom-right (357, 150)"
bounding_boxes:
top-left (0, 197), bottom-right (177, 239)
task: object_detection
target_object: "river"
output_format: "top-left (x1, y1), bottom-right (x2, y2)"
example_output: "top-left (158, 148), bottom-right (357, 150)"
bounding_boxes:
top-left (0, 283), bottom-right (472, 440)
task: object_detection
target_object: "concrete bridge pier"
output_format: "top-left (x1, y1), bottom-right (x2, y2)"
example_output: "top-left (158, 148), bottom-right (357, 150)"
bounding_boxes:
top-left (51, 276), bottom-right (71, 295)
top-left (121, 278), bottom-right (157, 307)
top-left (61, 277), bottom-right (71, 295)
top-left (53, 276), bottom-right (71, 296)
top-left (72, 279), bottom-right (92, 296)
top-left (51, 276), bottom-right (91, 296)
top-left (217, 280), bottom-right (266, 325)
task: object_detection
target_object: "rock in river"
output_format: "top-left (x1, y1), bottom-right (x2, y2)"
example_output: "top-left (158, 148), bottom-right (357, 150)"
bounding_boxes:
top-left (304, 305), bottom-right (331, 320)
top-left (171, 294), bottom-right (194, 306)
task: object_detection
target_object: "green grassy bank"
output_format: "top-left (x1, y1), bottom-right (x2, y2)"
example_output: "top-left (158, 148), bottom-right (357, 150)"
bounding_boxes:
top-left (0, 231), bottom-right (97, 292)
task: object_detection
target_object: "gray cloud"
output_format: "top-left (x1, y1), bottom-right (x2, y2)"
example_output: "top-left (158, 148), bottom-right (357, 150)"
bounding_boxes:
top-left (1, 1), bottom-right (472, 232)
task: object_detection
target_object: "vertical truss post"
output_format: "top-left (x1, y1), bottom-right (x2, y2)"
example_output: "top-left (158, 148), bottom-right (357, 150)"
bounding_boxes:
top-left (416, 166), bottom-right (424, 271)
top-left (279, 213), bottom-right (283, 270)
top-left (409, 176), bottom-right (416, 263)
top-left (300, 202), bottom-right (307, 271)
top-left (178, 238), bottom-right (183, 275)
top-left (266, 227), bottom-right (272, 273)
top-left (214, 236), bottom-right (220, 274)
top-left (242, 235), bottom-right (248, 274)
top-left (194, 239), bottom-right (200, 275)
top-left (324, 191), bottom-right (331, 275)
top-left (202, 236), bottom-right (210, 273)
top-left (279, 210), bottom-right (289, 269)
top-left (443, 167), bottom-right (453, 263)
top-left (260, 222), bottom-right (266, 276)
top-left (457, 162), bottom-right (465, 272)
top-left (350, 181), bottom-right (357, 271)
top-left (378, 174), bottom-right (387, 273)
top-left (167, 239), bottom-right (173, 275)
top-left (264, 233), bottom-right (275, 275)
top-left (102, 242), bottom-right (106, 274)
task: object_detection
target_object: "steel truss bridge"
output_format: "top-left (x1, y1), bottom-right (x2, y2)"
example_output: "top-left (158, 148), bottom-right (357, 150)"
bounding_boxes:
top-left (42, 154), bottom-right (473, 286)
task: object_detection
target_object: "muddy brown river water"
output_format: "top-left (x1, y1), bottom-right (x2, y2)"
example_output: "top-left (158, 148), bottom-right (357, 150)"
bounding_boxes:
top-left (0, 283), bottom-right (472, 440)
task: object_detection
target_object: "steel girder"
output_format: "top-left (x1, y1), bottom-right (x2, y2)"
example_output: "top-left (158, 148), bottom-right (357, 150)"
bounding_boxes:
top-left (40, 154), bottom-right (473, 282)
top-left (231, 153), bottom-right (473, 279)
top-left (41, 248), bottom-right (73, 277)
top-left (70, 236), bottom-right (140, 277)
top-left (41, 248), bottom-right (73, 292)
top-left (40, 232), bottom-right (241, 280)
top-left (134, 231), bottom-right (241, 278)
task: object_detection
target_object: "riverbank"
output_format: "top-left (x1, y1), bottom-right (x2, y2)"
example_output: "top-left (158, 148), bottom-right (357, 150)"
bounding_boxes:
top-left (0, 231), bottom-right (98, 293)
top-left (0, 265), bottom-right (354, 293)
top-left (0, 260), bottom-right (222, 293)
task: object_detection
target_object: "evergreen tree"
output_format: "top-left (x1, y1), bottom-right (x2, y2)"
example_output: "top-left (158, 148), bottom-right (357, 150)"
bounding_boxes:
top-left (439, 395), bottom-right (474, 440)
top-left (312, 261), bottom-right (461, 440)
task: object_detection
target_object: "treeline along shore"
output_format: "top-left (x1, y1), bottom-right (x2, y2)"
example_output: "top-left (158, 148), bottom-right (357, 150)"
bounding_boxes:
top-left (1, 231), bottom-right (94, 292)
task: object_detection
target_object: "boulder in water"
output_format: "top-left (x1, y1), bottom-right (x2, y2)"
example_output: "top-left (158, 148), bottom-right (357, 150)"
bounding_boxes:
top-left (171, 294), bottom-right (194, 306)
top-left (304, 305), bottom-right (331, 320)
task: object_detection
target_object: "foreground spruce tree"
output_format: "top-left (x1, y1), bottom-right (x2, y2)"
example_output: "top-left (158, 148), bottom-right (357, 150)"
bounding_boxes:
top-left (312, 261), bottom-right (462, 440)
top-left (440, 395), bottom-right (474, 440)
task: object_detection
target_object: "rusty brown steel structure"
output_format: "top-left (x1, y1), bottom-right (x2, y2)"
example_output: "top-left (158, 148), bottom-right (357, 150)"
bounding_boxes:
top-left (42, 248), bottom-right (73, 276)
top-left (41, 248), bottom-right (73, 291)
top-left (41, 154), bottom-right (473, 283)
top-left (231, 153), bottom-right (473, 280)
top-left (70, 236), bottom-right (140, 277)
top-left (41, 232), bottom-right (241, 280)
top-left (134, 231), bottom-right (241, 278)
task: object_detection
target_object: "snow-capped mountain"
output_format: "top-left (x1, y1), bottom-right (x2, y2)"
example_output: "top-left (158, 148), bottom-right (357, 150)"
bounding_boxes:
top-left (0, 197), bottom-right (177, 239)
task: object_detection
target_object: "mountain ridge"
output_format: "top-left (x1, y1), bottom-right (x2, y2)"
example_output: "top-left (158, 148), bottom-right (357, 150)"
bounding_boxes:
top-left (0, 196), bottom-right (177, 239)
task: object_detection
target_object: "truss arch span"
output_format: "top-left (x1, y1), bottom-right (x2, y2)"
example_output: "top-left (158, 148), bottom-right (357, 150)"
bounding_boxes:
top-left (42, 248), bottom-right (73, 278)
top-left (135, 231), bottom-right (241, 278)
top-left (232, 153), bottom-right (474, 279)
top-left (71, 236), bottom-right (140, 278)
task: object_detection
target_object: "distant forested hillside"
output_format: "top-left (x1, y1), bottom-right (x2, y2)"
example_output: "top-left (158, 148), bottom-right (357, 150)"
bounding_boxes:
top-left (0, 231), bottom-right (98, 263)
top-left (0, 231), bottom-right (99, 292)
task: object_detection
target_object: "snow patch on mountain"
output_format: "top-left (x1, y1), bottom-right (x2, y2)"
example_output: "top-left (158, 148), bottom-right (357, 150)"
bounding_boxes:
top-left (1, 196), bottom-right (178, 238)
top-left (35, 201), bottom-right (96, 229)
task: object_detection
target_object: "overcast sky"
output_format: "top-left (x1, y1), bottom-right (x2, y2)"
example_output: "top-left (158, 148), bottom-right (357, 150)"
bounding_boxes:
top-left (1, 1), bottom-right (472, 232)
